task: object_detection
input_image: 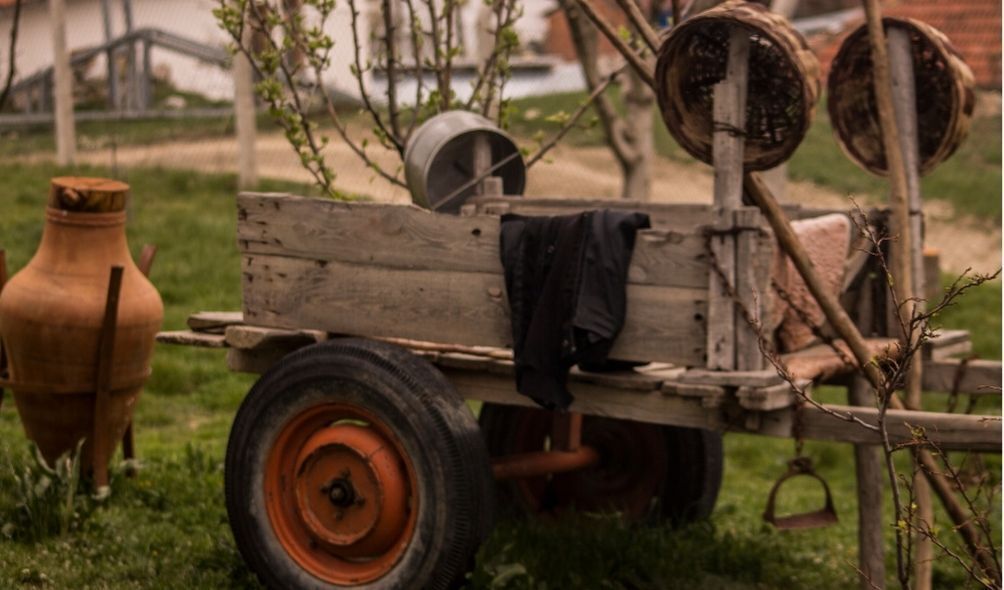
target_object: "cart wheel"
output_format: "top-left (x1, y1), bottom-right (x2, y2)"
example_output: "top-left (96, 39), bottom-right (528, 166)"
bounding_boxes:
top-left (226, 338), bottom-right (494, 590)
top-left (479, 404), bottom-right (722, 523)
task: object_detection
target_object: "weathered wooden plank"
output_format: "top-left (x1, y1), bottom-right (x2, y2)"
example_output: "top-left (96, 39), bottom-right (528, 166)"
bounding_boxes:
top-left (922, 358), bottom-right (1001, 395)
top-left (735, 210), bottom-right (773, 371)
top-left (848, 375), bottom-right (886, 590)
top-left (450, 367), bottom-right (723, 431)
top-left (466, 196), bottom-right (714, 231)
top-left (735, 380), bottom-right (809, 412)
top-left (222, 339), bottom-right (999, 451)
top-left (155, 330), bottom-right (227, 348)
top-left (443, 366), bottom-right (1000, 451)
top-left (238, 193), bottom-right (709, 290)
top-left (187, 311), bottom-right (244, 333)
top-left (756, 403), bottom-right (1001, 452)
top-left (468, 197), bottom-right (846, 229)
top-left (705, 28), bottom-right (749, 371)
top-left (569, 367), bottom-right (664, 391)
top-left (706, 210), bottom-right (736, 370)
top-left (224, 325), bottom-right (324, 351)
top-left (238, 193), bottom-right (501, 273)
top-left (226, 347), bottom-right (289, 374)
top-left (678, 368), bottom-right (782, 387)
top-left (923, 329), bottom-right (972, 360)
top-left (241, 254), bottom-right (708, 366)
top-left (663, 381), bottom-right (728, 408)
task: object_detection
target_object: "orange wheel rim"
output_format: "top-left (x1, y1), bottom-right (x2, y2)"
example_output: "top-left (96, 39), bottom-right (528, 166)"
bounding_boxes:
top-left (264, 403), bottom-right (418, 585)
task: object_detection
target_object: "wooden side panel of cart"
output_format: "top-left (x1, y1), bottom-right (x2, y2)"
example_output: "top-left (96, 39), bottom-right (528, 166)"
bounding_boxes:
top-left (237, 192), bottom-right (723, 368)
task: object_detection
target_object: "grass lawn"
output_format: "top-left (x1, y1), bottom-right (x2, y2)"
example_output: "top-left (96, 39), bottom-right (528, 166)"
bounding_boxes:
top-left (0, 163), bottom-right (998, 589)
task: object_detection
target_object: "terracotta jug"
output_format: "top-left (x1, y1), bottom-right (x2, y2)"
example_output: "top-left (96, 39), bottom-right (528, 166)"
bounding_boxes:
top-left (0, 177), bottom-right (162, 473)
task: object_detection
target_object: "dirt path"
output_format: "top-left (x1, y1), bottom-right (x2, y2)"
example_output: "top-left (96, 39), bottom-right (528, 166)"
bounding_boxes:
top-left (69, 133), bottom-right (1000, 274)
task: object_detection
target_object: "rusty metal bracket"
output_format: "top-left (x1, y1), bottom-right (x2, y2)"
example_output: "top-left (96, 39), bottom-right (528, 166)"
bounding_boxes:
top-left (763, 456), bottom-right (839, 530)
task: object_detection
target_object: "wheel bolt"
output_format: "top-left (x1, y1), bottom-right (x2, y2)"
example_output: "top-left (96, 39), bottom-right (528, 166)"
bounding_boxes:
top-left (325, 478), bottom-right (356, 507)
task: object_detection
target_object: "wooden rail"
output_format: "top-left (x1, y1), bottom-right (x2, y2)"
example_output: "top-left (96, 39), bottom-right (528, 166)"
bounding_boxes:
top-left (156, 321), bottom-right (1002, 453)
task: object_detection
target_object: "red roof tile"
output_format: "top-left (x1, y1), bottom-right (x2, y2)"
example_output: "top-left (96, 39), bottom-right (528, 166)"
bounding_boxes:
top-left (815, 0), bottom-right (1001, 88)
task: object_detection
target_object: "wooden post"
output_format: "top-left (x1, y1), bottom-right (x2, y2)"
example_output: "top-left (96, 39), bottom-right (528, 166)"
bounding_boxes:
top-left (92, 266), bottom-right (123, 491)
top-left (860, 2), bottom-right (920, 397)
top-left (472, 134), bottom-right (502, 196)
top-left (121, 0), bottom-right (137, 111)
top-left (0, 249), bottom-right (6, 412)
top-left (100, 0), bottom-right (117, 109)
top-left (735, 207), bottom-right (770, 370)
top-left (234, 26), bottom-right (258, 190)
top-left (888, 26), bottom-right (933, 590)
top-left (120, 244), bottom-right (156, 476)
top-left (141, 39), bottom-right (152, 112)
top-left (48, 0), bottom-right (76, 166)
top-left (707, 26), bottom-right (748, 370)
top-left (849, 375), bottom-right (886, 589)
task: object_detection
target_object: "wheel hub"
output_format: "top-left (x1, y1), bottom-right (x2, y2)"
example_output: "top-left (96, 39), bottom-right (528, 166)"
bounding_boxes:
top-left (293, 424), bottom-right (410, 558)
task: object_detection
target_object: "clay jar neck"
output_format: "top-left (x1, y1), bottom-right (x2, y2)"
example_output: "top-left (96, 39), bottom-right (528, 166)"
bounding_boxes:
top-left (32, 208), bottom-right (132, 272)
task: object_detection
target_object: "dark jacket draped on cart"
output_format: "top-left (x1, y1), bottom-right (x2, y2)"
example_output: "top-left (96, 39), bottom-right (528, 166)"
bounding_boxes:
top-left (499, 210), bottom-right (651, 409)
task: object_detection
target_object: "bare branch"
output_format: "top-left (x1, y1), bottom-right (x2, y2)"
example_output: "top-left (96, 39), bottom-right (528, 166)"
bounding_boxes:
top-left (347, 0), bottom-right (403, 154)
top-left (380, 0), bottom-right (403, 143)
top-left (559, 0), bottom-right (640, 164)
top-left (403, 0), bottom-right (424, 143)
top-left (0, 0), bottom-right (23, 111)
top-left (573, 0), bottom-right (656, 89)
top-left (612, 0), bottom-right (659, 53)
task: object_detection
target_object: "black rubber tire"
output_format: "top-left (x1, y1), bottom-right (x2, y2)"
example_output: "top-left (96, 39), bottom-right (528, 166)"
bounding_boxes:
top-left (225, 338), bottom-right (495, 590)
top-left (478, 403), bottom-right (722, 523)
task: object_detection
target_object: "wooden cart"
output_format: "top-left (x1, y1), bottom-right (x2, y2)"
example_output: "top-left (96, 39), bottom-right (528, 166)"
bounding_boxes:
top-left (158, 191), bottom-right (1001, 589)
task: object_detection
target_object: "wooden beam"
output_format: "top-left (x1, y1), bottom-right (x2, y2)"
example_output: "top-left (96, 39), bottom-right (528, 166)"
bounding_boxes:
top-left (224, 324), bottom-right (322, 350)
top-left (155, 330), bottom-right (227, 348)
top-left (48, 0), bottom-right (76, 165)
top-left (887, 27), bottom-right (933, 587)
top-left (237, 193), bottom-right (710, 290)
top-left (100, 0), bottom-right (117, 109)
top-left (241, 253), bottom-right (708, 366)
top-left (922, 358), bottom-right (1001, 395)
top-left (849, 375), bottom-right (886, 589)
top-left (234, 23), bottom-right (257, 189)
top-left (443, 365), bottom-right (1002, 451)
top-left (735, 208), bottom-right (772, 370)
top-left (707, 27), bottom-right (749, 370)
top-left (220, 341), bottom-right (1000, 451)
top-left (92, 266), bottom-right (123, 491)
top-left (187, 310), bottom-right (244, 333)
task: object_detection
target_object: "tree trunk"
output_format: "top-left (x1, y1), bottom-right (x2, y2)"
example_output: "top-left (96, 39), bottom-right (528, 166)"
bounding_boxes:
top-left (620, 69), bottom-right (653, 200)
top-left (560, 0), bottom-right (651, 200)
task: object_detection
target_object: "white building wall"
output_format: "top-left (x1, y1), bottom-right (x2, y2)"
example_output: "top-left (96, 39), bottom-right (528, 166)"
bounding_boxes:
top-left (0, 0), bottom-right (562, 106)
top-left (0, 0), bottom-right (364, 102)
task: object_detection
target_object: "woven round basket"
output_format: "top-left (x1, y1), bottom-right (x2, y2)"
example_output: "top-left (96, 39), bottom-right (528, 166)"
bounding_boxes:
top-left (828, 17), bottom-right (975, 177)
top-left (656, 1), bottom-right (820, 171)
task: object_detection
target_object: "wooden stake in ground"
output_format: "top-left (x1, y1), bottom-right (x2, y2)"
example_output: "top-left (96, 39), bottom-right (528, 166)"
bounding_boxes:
top-left (849, 375), bottom-right (886, 589)
top-left (48, 0), bottom-right (76, 166)
top-left (92, 266), bottom-right (124, 492)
